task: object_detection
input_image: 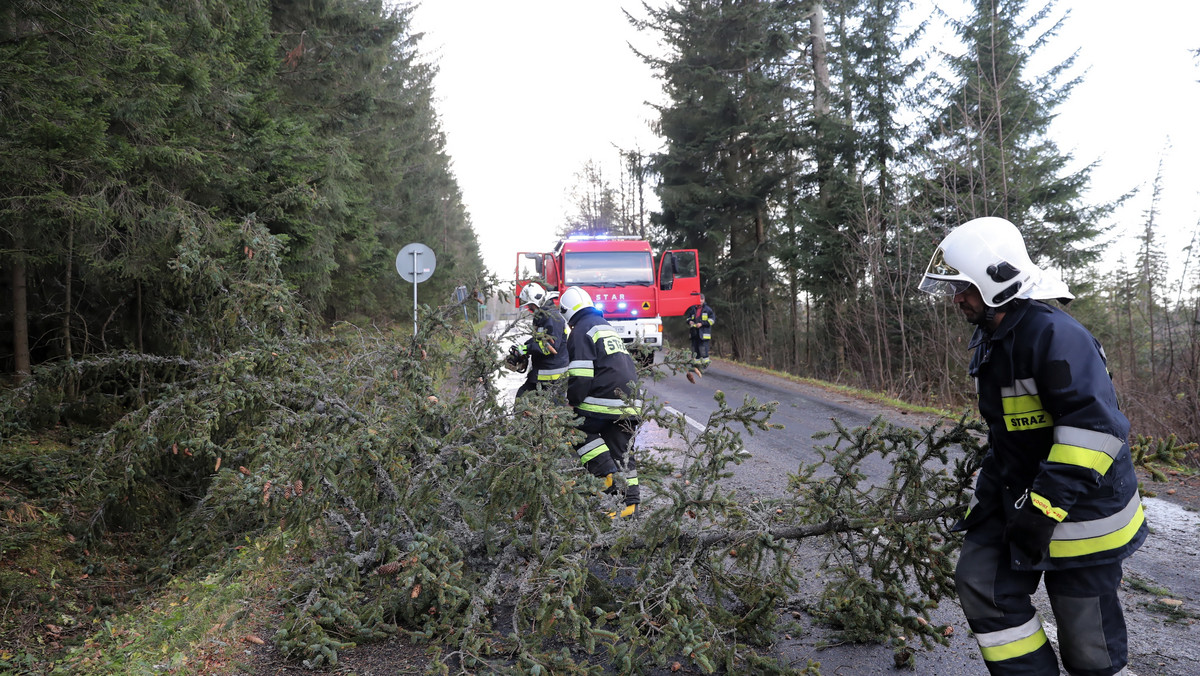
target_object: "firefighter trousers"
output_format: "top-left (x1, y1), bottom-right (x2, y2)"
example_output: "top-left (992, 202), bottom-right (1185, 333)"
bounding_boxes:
top-left (516, 373), bottom-right (565, 402)
top-left (690, 334), bottom-right (710, 364)
top-left (574, 416), bottom-right (640, 505)
top-left (956, 513), bottom-right (1130, 676)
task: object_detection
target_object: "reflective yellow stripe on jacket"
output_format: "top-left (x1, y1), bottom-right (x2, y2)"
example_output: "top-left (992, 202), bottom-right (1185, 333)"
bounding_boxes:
top-left (1048, 426), bottom-right (1125, 475)
top-left (536, 365), bottom-right (568, 381)
top-left (567, 359), bottom-right (594, 378)
top-left (1050, 492), bottom-right (1145, 559)
top-left (1000, 378), bottom-right (1053, 431)
top-left (579, 396), bottom-right (642, 417)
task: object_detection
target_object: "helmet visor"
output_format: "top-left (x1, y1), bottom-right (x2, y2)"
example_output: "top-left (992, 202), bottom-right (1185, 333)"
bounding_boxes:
top-left (918, 276), bottom-right (974, 297)
top-left (925, 247), bottom-right (960, 277)
top-left (918, 246), bottom-right (973, 296)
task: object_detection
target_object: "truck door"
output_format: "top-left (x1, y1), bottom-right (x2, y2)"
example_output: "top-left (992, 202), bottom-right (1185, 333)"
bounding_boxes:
top-left (515, 252), bottom-right (560, 306)
top-left (656, 249), bottom-right (700, 317)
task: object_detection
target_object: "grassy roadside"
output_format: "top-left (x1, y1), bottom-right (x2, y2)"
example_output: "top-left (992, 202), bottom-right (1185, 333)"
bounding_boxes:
top-left (709, 357), bottom-right (958, 419)
top-left (0, 423), bottom-right (310, 676)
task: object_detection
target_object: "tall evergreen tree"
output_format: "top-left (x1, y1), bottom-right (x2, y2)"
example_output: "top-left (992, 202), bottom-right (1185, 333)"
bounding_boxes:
top-left (1, 0), bottom-right (294, 362)
top-left (917, 0), bottom-right (1108, 271)
top-left (636, 0), bottom-right (806, 359)
top-left (270, 0), bottom-right (481, 319)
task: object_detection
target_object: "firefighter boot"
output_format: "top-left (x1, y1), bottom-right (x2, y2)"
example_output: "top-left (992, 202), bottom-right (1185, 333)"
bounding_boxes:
top-left (608, 502), bottom-right (638, 519)
top-left (600, 473), bottom-right (625, 499)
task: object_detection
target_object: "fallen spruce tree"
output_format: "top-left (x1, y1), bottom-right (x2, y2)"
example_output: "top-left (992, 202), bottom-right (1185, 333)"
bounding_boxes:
top-left (3, 299), bottom-right (986, 675)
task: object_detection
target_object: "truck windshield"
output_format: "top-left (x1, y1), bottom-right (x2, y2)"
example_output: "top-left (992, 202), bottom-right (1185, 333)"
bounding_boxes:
top-left (563, 251), bottom-right (654, 286)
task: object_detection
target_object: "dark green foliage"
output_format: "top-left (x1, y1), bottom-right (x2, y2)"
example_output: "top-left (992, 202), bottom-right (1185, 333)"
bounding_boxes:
top-left (5, 308), bottom-right (994, 674)
top-left (0, 0), bottom-right (483, 377)
top-left (1132, 434), bottom-right (1200, 480)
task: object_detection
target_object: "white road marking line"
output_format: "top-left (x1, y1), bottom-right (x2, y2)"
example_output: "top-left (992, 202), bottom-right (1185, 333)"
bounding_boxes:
top-left (664, 405), bottom-right (705, 432)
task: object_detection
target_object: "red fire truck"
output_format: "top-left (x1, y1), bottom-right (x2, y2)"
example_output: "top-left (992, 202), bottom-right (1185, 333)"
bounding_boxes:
top-left (515, 236), bottom-right (701, 362)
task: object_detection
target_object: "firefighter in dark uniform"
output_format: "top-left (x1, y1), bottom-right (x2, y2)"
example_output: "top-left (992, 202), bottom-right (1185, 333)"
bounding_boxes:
top-left (920, 217), bottom-right (1146, 676)
top-left (559, 285), bottom-right (642, 518)
top-left (513, 282), bottom-right (568, 400)
top-left (685, 293), bottom-right (715, 368)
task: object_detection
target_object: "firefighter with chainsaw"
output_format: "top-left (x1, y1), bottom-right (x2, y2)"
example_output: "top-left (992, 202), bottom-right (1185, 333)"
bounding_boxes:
top-left (919, 217), bottom-right (1146, 676)
top-left (560, 286), bottom-right (642, 518)
top-left (508, 282), bottom-right (568, 400)
top-left (685, 293), bottom-right (715, 369)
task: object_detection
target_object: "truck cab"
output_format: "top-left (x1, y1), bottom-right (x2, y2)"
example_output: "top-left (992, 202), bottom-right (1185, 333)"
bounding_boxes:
top-left (516, 236), bottom-right (700, 363)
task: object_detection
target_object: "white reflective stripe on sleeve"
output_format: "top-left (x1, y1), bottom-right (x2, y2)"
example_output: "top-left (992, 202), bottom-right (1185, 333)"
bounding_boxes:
top-left (965, 491), bottom-right (980, 513)
top-left (1052, 426), bottom-right (1125, 459)
top-left (583, 396), bottom-right (644, 409)
top-left (1052, 492), bottom-right (1142, 542)
top-left (586, 324), bottom-right (617, 339)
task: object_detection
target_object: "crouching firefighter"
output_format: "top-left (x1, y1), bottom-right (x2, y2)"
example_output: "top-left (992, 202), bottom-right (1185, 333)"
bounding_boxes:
top-left (514, 282), bottom-right (568, 400)
top-left (559, 286), bottom-right (642, 518)
top-left (919, 217), bottom-right (1147, 676)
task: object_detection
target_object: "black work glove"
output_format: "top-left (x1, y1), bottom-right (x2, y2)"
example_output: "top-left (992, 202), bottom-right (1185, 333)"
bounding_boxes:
top-left (1003, 497), bottom-right (1058, 566)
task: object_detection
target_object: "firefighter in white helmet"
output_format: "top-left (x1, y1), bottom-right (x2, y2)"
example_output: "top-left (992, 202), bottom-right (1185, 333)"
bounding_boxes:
top-left (920, 216), bottom-right (1145, 676)
top-left (560, 286), bottom-right (642, 518)
top-left (512, 282), bottom-right (568, 399)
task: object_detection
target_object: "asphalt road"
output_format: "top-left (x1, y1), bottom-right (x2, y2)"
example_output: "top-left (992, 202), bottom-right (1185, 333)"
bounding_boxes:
top-left (638, 358), bottom-right (1200, 676)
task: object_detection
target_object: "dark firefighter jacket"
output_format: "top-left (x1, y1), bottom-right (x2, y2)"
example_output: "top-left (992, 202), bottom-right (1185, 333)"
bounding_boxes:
top-left (685, 303), bottom-right (715, 340)
top-left (523, 305), bottom-right (568, 383)
top-left (565, 307), bottom-right (642, 420)
top-left (960, 299), bottom-right (1147, 570)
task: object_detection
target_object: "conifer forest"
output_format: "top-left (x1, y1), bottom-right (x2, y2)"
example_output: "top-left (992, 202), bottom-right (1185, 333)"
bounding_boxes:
top-left (2, 0), bottom-right (1197, 674)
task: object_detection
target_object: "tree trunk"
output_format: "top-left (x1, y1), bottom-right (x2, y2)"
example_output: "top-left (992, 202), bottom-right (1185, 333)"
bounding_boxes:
top-left (63, 223), bottom-right (74, 360)
top-left (755, 203), bottom-right (770, 350)
top-left (809, 0), bottom-right (835, 220)
top-left (809, 1), bottom-right (830, 118)
top-left (11, 261), bottom-right (30, 383)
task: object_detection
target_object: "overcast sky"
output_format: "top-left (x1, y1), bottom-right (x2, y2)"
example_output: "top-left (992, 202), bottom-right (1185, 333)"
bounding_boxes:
top-left (410, 1), bottom-right (1200, 286)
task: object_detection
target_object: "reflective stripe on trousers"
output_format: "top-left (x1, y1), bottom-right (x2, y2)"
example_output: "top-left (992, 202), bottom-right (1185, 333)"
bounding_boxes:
top-left (575, 416), bottom-right (640, 505)
top-left (956, 515), bottom-right (1130, 676)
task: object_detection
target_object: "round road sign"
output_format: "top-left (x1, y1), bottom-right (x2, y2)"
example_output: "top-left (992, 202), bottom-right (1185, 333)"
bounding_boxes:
top-left (396, 243), bottom-right (436, 283)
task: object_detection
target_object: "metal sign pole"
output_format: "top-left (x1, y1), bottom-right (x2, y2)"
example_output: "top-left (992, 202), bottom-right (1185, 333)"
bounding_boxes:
top-left (395, 243), bottom-right (437, 338)
top-left (411, 251), bottom-right (419, 336)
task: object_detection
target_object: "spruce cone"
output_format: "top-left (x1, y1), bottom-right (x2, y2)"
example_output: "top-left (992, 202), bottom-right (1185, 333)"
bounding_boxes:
top-left (375, 561), bottom-right (401, 576)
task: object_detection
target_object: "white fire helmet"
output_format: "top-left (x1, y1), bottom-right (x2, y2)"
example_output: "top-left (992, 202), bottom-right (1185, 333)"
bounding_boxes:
top-left (918, 217), bottom-right (1074, 308)
top-left (519, 282), bottom-right (547, 308)
top-left (559, 286), bottom-right (594, 323)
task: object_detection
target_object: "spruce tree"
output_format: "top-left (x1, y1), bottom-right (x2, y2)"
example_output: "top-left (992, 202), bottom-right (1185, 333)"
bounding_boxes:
top-left (636, 0), bottom-right (806, 360)
top-left (917, 0), bottom-right (1109, 271)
